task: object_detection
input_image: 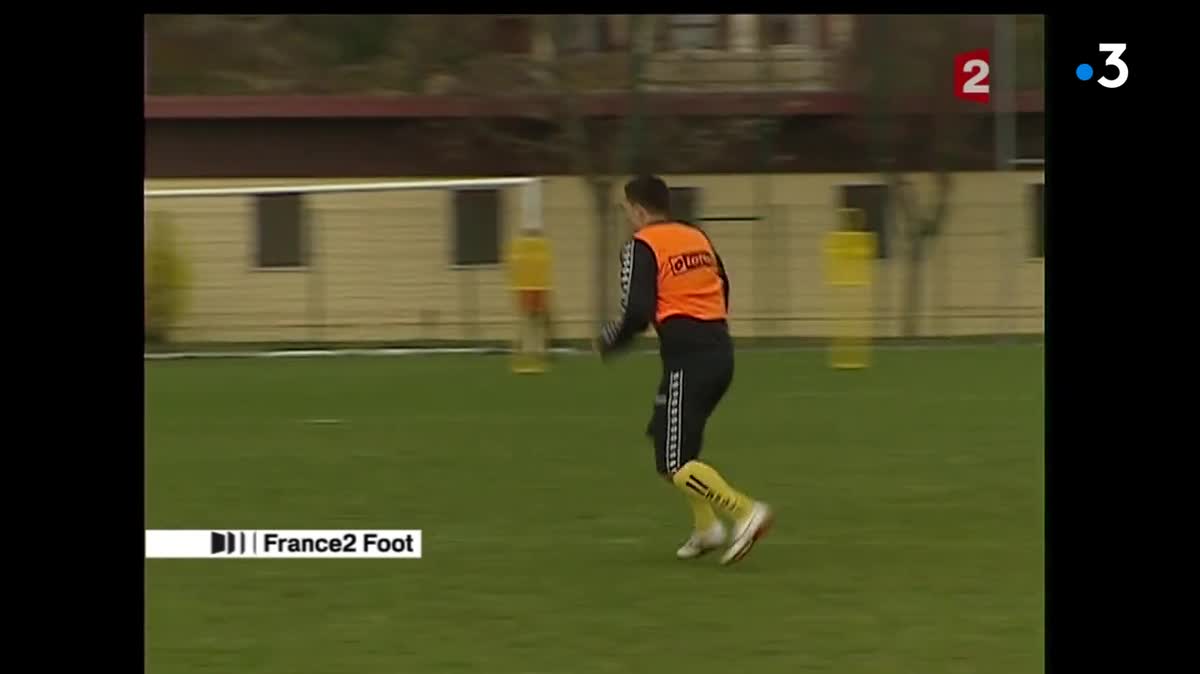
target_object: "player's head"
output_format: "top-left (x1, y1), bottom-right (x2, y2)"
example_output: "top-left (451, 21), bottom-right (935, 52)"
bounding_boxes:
top-left (623, 175), bottom-right (670, 230)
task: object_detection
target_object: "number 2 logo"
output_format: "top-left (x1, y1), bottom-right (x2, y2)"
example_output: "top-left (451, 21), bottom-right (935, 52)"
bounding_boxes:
top-left (955, 49), bottom-right (991, 104)
top-left (1097, 43), bottom-right (1128, 88)
top-left (963, 60), bottom-right (990, 93)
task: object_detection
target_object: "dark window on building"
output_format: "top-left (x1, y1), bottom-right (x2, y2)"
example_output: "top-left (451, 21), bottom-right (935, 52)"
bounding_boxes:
top-left (492, 16), bottom-right (532, 54)
top-left (839, 183), bottom-right (891, 259)
top-left (668, 15), bottom-right (723, 50)
top-left (453, 188), bottom-right (501, 266)
top-left (254, 193), bottom-right (306, 268)
top-left (762, 15), bottom-right (817, 47)
top-left (562, 15), bottom-right (613, 53)
top-left (670, 187), bottom-right (702, 224)
top-left (1030, 182), bottom-right (1044, 258)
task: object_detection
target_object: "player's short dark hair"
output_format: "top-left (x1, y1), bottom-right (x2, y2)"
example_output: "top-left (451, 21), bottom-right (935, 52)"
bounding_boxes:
top-left (624, 175), bottom-right (670, 215)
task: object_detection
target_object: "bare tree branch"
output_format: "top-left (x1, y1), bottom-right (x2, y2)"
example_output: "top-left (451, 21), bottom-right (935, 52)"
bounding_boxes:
top-left (465, 113), bottom-right (567, 160)
top-left (928, 171), bottom-right (953, 235)
top-left (848, 15), bottom-right (981, 335)
top-left (546, 16), bottom-right (599, 179)
top-left (886, 173), bottom-right (917, 239)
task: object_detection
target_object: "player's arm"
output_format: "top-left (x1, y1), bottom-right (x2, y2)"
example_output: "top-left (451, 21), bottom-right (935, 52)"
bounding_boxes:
top-left (715, 250), bottom-right (730, 311)
top-left (598, 239), bottom-right (657, 358)
top-left (700, 229), bottom-right (731, 311)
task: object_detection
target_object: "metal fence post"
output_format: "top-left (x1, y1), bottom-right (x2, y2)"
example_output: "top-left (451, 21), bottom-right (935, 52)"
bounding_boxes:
top-left (306, 206), bottom-right (325, 343)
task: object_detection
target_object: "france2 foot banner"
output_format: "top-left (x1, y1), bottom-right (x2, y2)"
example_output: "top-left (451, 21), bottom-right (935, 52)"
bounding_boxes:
top-left (145, 530), bottom-right (423, 559)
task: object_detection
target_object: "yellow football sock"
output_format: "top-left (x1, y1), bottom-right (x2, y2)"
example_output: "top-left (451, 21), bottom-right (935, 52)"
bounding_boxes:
top-left (681, 489), bottom-right (719, 532)
top-left (672, 461), bottom-right (754, 521)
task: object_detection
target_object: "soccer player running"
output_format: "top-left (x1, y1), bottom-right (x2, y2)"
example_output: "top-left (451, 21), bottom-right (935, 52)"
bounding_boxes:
top-left (597, 175), bottom-right (773, 565)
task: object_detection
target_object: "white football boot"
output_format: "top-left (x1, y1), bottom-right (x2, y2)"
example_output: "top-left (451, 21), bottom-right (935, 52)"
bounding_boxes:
top-left (676, 522), bottom-right (727, 560)
top-left (720, 502), bottom-right (774, 566)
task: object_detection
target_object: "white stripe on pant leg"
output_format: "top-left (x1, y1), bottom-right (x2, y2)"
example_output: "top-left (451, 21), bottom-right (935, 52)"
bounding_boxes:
top-left (619, 240), bottom-right (634, 312)
top-left (666, 369), bottom-right (683, 474)
top-left (678, 370), bottom-right (685, 471)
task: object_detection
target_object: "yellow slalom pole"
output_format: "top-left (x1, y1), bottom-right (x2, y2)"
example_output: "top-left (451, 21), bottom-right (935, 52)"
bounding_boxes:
top-left (506, 235), bottom-right (552, 374)
top-left (824, 209), bottom-right (875, 369)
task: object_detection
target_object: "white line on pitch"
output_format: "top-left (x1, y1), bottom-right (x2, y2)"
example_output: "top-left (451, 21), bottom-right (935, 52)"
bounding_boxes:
top-left (432, 535), bottom-right (1027, 550)
top-left (779, 390), bottom-right (1038, 402)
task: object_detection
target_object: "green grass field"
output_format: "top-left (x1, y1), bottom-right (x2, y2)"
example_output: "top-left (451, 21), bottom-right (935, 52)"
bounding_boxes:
top-left (145, 346), bottom-right (1044, 674)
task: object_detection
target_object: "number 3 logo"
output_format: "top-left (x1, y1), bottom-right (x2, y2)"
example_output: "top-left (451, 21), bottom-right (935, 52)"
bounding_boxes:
top-left (1098, 43), bottom-right (1128, 89)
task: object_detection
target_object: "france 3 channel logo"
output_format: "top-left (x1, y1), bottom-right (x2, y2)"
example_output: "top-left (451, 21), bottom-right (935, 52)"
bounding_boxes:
top-left (955, 43), bottom-right (1129, 104)
top-left (145, 530), bottom-right (423, 559)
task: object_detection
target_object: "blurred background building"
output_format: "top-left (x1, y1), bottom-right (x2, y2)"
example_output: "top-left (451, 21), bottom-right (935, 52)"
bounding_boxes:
top-left (143, 15), bottom-right (1044, 347)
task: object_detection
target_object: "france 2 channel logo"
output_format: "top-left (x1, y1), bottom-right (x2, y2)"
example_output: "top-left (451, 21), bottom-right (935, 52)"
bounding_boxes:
top-left (955, 49), bottom-right (991, 105)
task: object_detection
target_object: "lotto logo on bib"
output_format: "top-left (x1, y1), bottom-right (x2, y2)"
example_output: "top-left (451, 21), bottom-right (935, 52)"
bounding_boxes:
top-left (145, 530), bottom-right (423, 559)
top-left (668, 251), bottom-right (715, 275)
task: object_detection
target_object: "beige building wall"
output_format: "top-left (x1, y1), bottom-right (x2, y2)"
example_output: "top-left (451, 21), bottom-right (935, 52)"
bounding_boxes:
top-left (145, 172), bottom-right (1044, 343)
